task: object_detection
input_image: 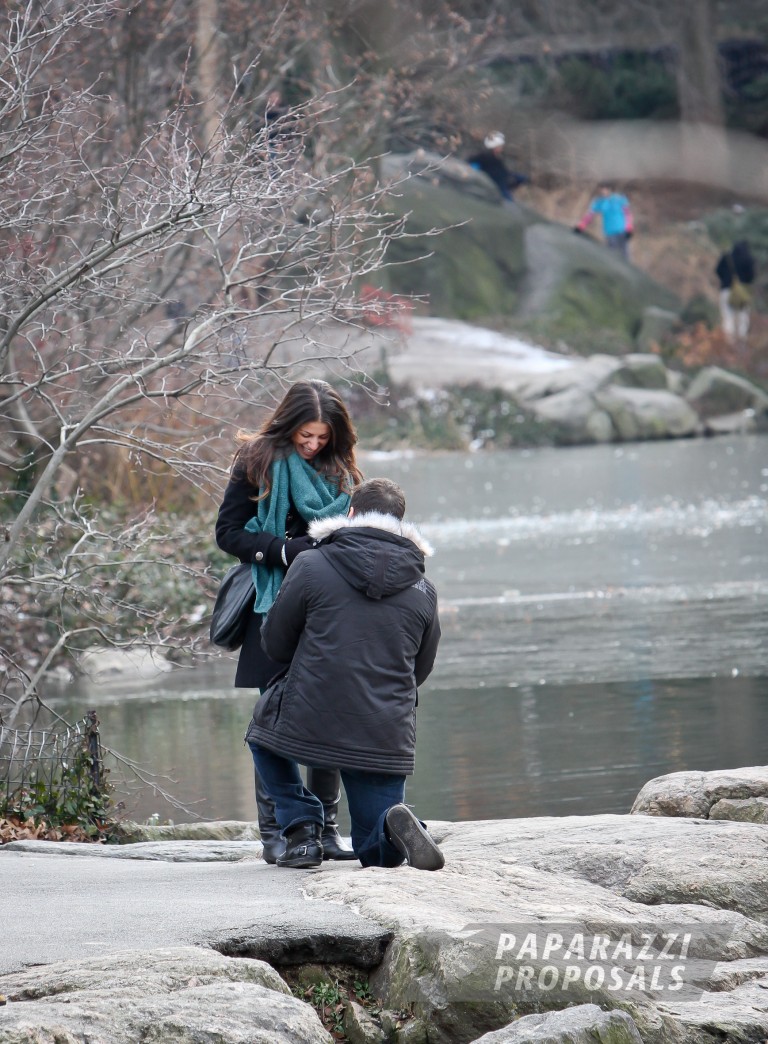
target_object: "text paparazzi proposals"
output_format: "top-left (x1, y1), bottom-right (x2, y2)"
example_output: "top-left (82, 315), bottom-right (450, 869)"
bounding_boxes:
top-left (494, 929), bottom-right (692, 995)
top-left (431, 923), bottom-right (735, 1003)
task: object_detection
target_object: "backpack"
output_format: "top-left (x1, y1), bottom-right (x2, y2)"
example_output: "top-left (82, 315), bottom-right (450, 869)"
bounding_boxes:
top-left (729, 276), bottom-right (752, 311)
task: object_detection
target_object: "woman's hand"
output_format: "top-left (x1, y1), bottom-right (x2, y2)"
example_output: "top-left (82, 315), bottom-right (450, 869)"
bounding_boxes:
top-left (282, 535), bottom-right (318, 565)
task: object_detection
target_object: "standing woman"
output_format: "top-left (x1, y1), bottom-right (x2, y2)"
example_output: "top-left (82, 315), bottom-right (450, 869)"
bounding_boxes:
top-left (216, 379), bottom-right (363, 862)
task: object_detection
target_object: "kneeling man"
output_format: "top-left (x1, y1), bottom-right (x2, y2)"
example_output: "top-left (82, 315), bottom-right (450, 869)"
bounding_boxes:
top-left (246, 477), bottom-right (443, 871)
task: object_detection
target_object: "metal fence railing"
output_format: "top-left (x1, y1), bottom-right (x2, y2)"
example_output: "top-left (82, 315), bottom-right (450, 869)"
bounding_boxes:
top-left (0, 709), bottom-right (106, 823)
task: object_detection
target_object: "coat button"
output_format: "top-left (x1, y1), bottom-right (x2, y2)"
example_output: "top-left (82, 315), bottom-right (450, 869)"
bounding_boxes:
top-left (254, 551), bottom-right (264, 562)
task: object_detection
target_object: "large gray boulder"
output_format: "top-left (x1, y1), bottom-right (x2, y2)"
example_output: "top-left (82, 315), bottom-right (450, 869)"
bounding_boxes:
top-left (380, 159), bottom-right (680, 342)
top-left (381, 167), bottom-right (530, 320)
top-left (594, 385), bottom-right (700, 440)
top-left (382, 149), bottom-right (503, 206)
top-left (705, 410), bottom-right (765, 435)
top-left (514, 354), bottom-right (621, 399)
top-left (609, 353), bottom-right (674, 390)
top-left (304, 813), bottom-right (768, 1044)
top-left (0, 947), bottom-right (331, 1044)
top-left (118, 819), bottom-right (262, 843)
top-left (516, 222), bottom-right (680, 343)
top-left (711, 798), bottom-right (768, 824)
top-left (516, 354), bottom-right (699, 443)
top-left (473, 1004), bottom-right (643, 1042)
top-left (4, 837), bottom-right (266, 860)
top-left (684, 366), bottom-right (768, 427)
top-left (0, 945), bottom-right (290, 1000)
top-left (524, 381), bottom-right (699, 444)
top-left (526, 385), bottom-right (615, 444)
top-left (631, 766), bottom-right (768, 820)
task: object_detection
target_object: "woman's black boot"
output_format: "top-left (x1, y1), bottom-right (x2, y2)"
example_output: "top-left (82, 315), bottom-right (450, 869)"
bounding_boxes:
top-left (308, 766), bottom-right (357, 860)
top-left (277, 821), bottom-right (324, 869)
top-left (254, 767), bottom-right (284, 865)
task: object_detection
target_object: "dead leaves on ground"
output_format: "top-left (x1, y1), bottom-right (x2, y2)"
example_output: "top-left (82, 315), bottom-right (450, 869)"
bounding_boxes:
top-left (0, 816), bottom-right (101, 844)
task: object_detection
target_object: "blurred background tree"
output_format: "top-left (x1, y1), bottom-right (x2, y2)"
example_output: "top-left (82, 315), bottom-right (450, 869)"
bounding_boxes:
top-left (2, 0), bottom-right (767, 713)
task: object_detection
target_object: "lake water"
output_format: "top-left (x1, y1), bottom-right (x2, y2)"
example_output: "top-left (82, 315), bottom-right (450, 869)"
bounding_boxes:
top-left (53, 436), bottom-right (768, 826)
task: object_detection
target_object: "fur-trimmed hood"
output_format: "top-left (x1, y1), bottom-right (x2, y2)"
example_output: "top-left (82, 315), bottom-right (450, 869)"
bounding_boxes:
top-left (309, 511), bottom-right (434, 557)
top-left (308, 511), bottom-right (433, 601)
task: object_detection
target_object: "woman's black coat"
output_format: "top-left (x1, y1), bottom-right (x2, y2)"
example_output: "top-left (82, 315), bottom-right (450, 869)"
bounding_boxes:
top-left (215, 465), bottom-right (308, 688)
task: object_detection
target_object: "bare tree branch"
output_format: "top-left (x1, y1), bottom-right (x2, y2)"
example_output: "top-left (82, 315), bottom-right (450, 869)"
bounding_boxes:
top-left (0, 0), bottom-right (418, 729)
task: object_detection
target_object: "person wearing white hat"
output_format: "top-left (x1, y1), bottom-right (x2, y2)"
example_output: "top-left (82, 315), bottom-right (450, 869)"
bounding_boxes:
top-left (467, 131), bottom-right (529, 201)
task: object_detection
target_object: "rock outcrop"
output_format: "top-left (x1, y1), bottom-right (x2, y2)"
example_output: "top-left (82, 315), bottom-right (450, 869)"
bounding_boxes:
top-left (513, 352), bottom-right (701, 444)
top-left (380, 150), bottom-right (681, 348)
top-left (0, 947), bottom-right (332, 1044)
top-left (3, 768), bottom-right (768, 1044)
top-left (631, 765), bottom-right (768, 821)
top-left (303, 811), bottom-right (768, 1043)
top-left (684, 366), bottom-right (768, 435)
top-left (473, 1004), bottom-right (644, 1043)
top-left (344, 315), bottom-right (768, 447)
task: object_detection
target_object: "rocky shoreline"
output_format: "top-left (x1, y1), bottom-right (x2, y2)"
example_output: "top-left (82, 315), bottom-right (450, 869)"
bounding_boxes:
top-left (2, 767), bottom-right (768, 1043)
top-left (345, 318), bottom-right (768, 450)
top-left (288, 315), bottom-right (768, 451)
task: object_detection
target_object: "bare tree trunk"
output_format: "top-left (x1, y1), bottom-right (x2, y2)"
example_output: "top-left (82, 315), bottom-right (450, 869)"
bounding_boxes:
top-left (675, 0), bottom-right (729, 187)
top-left (676, 0), bottom-right (724, 127)
top-left (196, 0), bottom-right (223, 147)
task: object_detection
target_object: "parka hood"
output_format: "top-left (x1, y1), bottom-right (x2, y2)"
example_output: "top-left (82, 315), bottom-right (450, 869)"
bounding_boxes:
top-left (308, 511), bottom-right (434, 601)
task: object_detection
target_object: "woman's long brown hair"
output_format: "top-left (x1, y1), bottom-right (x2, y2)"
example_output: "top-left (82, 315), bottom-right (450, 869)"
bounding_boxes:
top-left (233, 379), bottom-right (363, 499)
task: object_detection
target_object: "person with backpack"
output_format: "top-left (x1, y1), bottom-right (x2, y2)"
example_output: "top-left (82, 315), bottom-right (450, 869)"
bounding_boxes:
top-left (715, 240), bottom-right (756, 343)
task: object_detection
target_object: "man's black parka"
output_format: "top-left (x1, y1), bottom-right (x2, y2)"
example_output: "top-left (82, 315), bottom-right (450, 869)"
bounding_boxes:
top-left (245, 511), bottom-right (440, 776)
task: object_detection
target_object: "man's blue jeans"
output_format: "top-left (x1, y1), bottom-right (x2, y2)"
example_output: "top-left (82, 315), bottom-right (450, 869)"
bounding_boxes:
top-left (249, 743), bottom-right (406, 867)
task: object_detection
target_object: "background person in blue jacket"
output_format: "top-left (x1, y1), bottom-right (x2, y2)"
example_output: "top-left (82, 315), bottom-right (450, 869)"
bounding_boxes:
top-left (574, 182), bottom-right (635, 260)
top-left (246, 477), bottom-right (444, 872)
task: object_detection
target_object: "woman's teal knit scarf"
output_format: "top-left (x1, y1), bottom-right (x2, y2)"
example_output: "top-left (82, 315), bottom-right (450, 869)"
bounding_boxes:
top-left (244, 450), bottom-right (350, 613)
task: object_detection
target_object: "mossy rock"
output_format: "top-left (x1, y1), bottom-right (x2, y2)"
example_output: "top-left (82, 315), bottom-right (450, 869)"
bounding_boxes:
top-left (520, 223), bottom-right (680, 346)
top-left (381, 167), bottom-right (680, 349)
top-left (636, 307), bottom-right (681, 353)
top-left (384, 177), bottom-right (528, 320)
top-left (346, 379), bottom-right (559, 451)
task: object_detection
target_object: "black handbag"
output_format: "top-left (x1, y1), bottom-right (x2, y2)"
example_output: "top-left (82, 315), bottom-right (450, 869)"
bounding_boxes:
top-left (209, 562), bottom-right (256, 650)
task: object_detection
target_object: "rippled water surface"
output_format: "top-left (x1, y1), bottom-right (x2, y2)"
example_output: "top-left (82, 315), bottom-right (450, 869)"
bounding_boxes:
top-left (54, 436), bottom-right (768, 824)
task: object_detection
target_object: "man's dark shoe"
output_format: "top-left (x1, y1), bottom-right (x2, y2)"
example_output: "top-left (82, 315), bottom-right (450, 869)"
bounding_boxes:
top-left (277, 821), bottom-right (324, 869)
top-left (385, 804), bottom-right (445, 871)
top-left (321, 825), bottom-right (357, 861)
